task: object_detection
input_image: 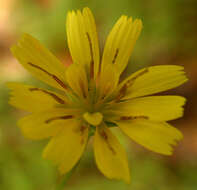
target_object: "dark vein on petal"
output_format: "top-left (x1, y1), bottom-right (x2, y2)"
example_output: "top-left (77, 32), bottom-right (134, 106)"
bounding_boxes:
top-left (27, 62), bottom-right (68, 90)
top-left (80, 125), bottom-right (87, 145)
top-left (100, 130), bottom-right (116, 155)
top-left (79, 79), bottom-right (87, 98)
top-left (73, 125), bottom-right (87, 145)
top-left (126, 68), bottom-right (149, 86)
top-left (86, 32), bottom-right (94, 78)
top-left (120, 115), bottom-right (149, 120)
top-left (45, 115), bottom-right (74, 124)
top-left (112, 49), bottom-right (119, 64)
top-left (29, 88), bottom-right (65, 104)
top-left (116, 68), bottom-right (149, 101)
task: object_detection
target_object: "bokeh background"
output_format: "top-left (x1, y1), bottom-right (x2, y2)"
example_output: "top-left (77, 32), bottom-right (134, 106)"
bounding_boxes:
top-left (0, 0), bottom-right (197, 189)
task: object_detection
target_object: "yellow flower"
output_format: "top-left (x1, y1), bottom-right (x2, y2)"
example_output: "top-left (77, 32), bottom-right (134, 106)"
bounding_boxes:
top-left (7, 7), bottom-right (187, 183)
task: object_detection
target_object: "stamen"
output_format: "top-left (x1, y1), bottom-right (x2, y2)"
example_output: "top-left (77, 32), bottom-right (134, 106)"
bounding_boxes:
top-left (112, 49), bottom-right (119, 64)
top-left (120, 115), bottom-right (149, 120)
top-left (86, 32), bottom-right (94, 78)
top-left (29, 88), bottom-right (65, 104)
top-left (83, 112), bottom-right (103, 126)
top-left (27, 62), bottom-right (68, 90)
top-left (45, 115), bottom-right (73, 124)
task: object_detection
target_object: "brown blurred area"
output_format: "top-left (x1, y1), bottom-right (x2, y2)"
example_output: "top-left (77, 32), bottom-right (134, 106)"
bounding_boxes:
top-left (0, 0), bottom-right (197, 190)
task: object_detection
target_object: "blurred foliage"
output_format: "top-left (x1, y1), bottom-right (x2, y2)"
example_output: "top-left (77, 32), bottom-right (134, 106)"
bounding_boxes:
top-left (0, 0), bottom-right (197, 189)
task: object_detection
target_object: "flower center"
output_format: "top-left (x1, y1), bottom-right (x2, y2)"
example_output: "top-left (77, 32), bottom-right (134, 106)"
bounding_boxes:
top-left (83, 112), bottom-right (103, 126)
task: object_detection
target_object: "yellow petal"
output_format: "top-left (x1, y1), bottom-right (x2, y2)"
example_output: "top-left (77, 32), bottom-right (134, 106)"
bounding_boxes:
top-left (102, 16), bottom-right (142, 75)
top-left (43, 120), bottom-right (88, 175)
top-left (94, 125), bottom-right (130, 183)
top-left (98, 64), bottom-right (119, 100)
top-left (119, 65), bottom-right (188, 99)
top-left (110, 96), bottom-right (186, 122)
top-left (7, 82), bottom-right (68, 112)
top-left (118, 120), bottom-right (183, 155)
top-left (18, 108), bottom-right (77, 140)
top-left (65, 64), bottom-right (88, 98)
top-left (11, 34), bottom-right (68, 91)
top-left (66, 7), bottom-right (100, 79)
top-left (83, 112), bottom-right (103, 126)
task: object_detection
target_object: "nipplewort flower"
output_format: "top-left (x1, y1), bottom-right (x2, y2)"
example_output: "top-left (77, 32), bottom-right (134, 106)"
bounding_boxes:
top-left (7, 7), bottom-right (187, 183)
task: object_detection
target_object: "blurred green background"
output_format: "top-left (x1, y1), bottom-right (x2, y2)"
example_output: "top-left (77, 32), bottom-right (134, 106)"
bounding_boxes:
top-left (0, 0), bottom-right (197, 189)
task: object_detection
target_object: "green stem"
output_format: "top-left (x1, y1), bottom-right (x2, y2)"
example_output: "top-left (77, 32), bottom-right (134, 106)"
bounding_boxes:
top-left (54, 163), bottom-right (79, 190)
